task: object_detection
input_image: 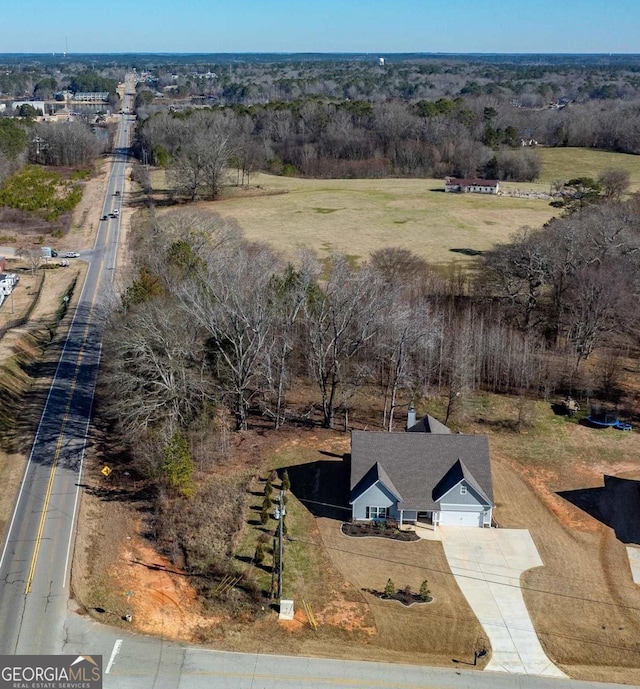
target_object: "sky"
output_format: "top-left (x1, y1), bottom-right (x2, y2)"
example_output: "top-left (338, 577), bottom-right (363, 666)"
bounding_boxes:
top-left (2, 0), bottom-right (639, 54)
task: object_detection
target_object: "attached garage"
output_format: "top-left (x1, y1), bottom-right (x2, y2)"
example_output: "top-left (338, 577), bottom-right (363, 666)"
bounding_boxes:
top-left (439, 509), bottom-right (483, 527)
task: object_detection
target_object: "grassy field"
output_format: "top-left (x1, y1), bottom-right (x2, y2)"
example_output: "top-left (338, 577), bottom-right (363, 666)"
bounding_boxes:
top-left (151, 169), bottom-right (555, 265)
top-left (535, 147), bottom-right (640, 189)
top-left (150, 146), bottom-right (638, 265)
top-left (211, 175), bottom-right (555, 265)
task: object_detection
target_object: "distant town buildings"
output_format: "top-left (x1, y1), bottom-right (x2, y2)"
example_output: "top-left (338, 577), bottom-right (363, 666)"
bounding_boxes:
top-left (11, 100), bottom-right (45, 112)
top-left (73, 92), bottom-right (109, 102)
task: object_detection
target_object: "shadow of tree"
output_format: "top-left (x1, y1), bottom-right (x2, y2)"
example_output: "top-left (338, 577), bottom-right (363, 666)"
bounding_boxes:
top-left (284, 455), bottom-right (351, 521)
top-left (557, 475), bottom-right (640, 544)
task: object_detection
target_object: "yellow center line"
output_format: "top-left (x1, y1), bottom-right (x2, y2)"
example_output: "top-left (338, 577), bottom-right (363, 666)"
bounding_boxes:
top-left (24, 258), bottom-right (107, 594)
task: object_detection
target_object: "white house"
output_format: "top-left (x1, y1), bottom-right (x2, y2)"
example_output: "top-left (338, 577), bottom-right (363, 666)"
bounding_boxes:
top-left (445, 177), bottom-right (500, 194)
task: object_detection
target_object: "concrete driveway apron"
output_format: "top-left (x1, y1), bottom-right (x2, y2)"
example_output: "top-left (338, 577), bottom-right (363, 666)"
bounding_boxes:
top-left (440, 526), bottom-right (566, 677)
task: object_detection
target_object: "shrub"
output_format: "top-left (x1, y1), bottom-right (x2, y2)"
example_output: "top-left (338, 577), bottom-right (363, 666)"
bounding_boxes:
top-left (419, 580), bottom-right (431, 601)
top-left (262, 495), bottom-right (272, 511)
top-left (281, 469), bottom-right (290, 491)
top-left (384, 578), bottom-right (395, 598)
top-left (254, 543), bottom-right (265, 564)
top-left (260, 507), bottom-right (269, 525)
top-left (264, 477), bottom-right (273, 497)
top-left (162, 431), bottom-right (194, 497)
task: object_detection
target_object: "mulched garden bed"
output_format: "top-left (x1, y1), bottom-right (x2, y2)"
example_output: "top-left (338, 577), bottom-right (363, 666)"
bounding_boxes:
top-left (362, 586), bottom-right (433, 607)
top-left (341, 521), bottom-right (420, 542)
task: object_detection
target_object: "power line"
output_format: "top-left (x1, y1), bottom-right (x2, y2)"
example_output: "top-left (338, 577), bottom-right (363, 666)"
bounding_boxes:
top-left (288, 535), bottom-right (640, 656)
top-left (288, 535), bottom-right (640, 614)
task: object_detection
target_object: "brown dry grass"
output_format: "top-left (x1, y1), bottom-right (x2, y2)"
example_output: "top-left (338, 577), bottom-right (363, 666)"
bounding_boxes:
top-left (0, 262), bottom-right (87, 541)
top-left (149, 146), bottom-right (640, 266)
top-left (317, 519), bottom-right (489, 667)
top-left (456, 395), bottom-right (640, 684)
top-left (0, 154), bottom-right (110, 566)
top-left (150, 169), bottom-right (555, 265)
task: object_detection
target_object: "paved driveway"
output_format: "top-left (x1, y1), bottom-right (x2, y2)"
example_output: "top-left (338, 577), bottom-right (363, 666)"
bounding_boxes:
top-left (440, 527), bottom-right (566, 677)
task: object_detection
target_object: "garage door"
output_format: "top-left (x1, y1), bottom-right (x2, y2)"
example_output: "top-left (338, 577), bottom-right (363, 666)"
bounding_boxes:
top-left (440, 510), bottom-right (482, 527)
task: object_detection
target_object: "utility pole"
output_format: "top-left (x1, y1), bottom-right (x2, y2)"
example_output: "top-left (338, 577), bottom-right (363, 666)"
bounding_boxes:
top-left (278, 489), bottom-right (284, 599)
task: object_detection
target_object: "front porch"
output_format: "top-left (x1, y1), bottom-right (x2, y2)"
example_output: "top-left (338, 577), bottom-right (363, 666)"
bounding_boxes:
top-left (398, 510), bottom-right (441, 541)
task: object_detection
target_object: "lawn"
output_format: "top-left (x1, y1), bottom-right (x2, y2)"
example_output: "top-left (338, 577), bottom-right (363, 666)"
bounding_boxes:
top-left (231, 431), bottom-right (489, 668)
top-left (535, 147), bottom-right (640, 189)
top-left (229, 402), bottom-right (640, 680)
top-left (210, 175), bottom-right (555, 265)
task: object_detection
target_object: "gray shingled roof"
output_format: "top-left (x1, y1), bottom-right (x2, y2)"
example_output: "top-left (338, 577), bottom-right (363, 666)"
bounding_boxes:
top-left (407, 415), bottom-right (452, 434)
top-left (432, 459), bottom-right (492, 504)
top-left (350, 431), bottom-right (493, 511)
top-left (351, 462), bottom-right (404, 503)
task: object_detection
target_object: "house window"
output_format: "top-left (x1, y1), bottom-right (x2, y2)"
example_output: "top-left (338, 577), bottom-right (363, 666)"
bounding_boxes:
top-left (460, 485), bottom-right (467, 495)
top-left (366, 506), bottom-right (388, 520)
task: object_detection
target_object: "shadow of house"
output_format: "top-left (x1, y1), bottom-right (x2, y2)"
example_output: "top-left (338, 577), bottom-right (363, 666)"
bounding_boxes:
top-left (557, 475), bottom-right (640, 545)
top-left (285, 456), bottom-right (351, 521)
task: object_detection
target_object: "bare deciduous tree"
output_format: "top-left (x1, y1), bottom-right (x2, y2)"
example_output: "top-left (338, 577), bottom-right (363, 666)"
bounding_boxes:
top-left (102, 298), bottom-right (211, 438)
top-left (304, 255), bottom-right (385, 429)
top-left (178, 241), bottom-right (280, 430)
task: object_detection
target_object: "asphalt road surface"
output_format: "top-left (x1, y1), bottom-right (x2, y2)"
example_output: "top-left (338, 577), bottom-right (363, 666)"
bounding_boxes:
top-left (0, 78), bottom-right (632, 689)
top-left (0, 83), bottom-right (134, 655)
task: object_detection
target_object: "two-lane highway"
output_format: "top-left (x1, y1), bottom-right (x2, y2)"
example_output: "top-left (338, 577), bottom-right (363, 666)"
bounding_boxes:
top-left (0, 86), bottom-right (135, 654)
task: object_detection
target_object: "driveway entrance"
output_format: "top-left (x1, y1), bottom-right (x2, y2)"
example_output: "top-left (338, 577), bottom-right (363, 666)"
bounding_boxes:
top-left (440, 527), bottom-right (566, 677)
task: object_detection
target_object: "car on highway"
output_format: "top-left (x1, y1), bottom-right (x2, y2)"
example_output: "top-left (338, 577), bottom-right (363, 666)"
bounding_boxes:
top-left (64, 252), bottom-right (80, 258)
top-left (113, 209), bottom-right (119, 216)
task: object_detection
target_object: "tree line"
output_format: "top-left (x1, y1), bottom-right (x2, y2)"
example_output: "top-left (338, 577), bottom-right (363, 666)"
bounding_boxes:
top-left (136, 100), bottom-right (543, 192)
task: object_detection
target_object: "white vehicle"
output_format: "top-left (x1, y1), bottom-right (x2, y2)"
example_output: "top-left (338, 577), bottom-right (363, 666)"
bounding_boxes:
top-left (64, 251), bottom-right (80, 258)
top-left (113, 209), bottom-right (119, 216)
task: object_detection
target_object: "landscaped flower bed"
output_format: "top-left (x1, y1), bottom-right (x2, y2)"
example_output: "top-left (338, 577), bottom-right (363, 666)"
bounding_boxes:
top-left (341, 521), bottom-right (420, 542)
top-left (364, 579), bottom-right (433, 606)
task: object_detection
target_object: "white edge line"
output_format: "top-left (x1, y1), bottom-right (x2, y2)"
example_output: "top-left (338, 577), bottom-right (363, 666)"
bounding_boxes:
top-left (0, 259), bottom-right (95, 571)
top-left (62, 342), bottom-right (102, 588)
top-left (64, 117), bottom-right (128, 581)
top-left (105, 639), bottom-right (123, 674)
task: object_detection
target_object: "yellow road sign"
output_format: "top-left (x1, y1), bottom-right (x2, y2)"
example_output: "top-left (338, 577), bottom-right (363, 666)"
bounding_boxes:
top-left (101, 465), bottom-right (112, 477)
